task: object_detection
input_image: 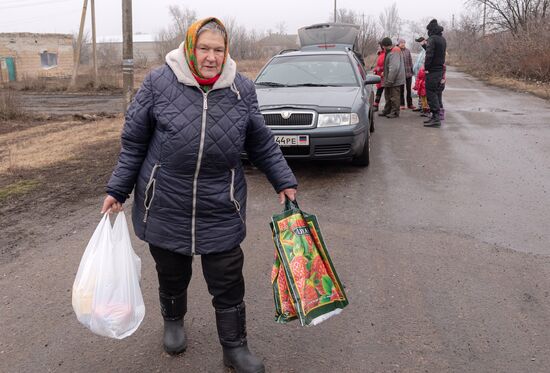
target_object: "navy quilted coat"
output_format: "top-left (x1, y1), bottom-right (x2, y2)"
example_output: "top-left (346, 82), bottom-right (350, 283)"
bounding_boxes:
top-left (107, 45), bottom-right (297, 256)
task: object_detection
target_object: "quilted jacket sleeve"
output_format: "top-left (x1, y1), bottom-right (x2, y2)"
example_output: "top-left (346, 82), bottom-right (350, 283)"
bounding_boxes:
top-left (243, 83), bottom-right (298, 193)
top-left (106, 73), bottom-right (155, 200)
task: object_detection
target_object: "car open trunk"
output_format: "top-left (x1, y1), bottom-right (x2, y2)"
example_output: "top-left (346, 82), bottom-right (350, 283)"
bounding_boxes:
top-left (298, 23), bottom-right (360, 50)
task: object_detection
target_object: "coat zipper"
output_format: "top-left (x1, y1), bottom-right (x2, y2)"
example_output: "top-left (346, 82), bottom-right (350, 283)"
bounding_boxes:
top-left (143, 163), bottom-right (161, 223)
top-left (191, 92), bottom-right (209, 255)
top-left (230, 168), bottom-right (244, 223)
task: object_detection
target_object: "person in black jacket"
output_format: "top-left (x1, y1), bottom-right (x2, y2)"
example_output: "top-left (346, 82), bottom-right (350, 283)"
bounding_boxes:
top-left (423, 19), bottom-right (447, 128)
top-left (101, 17), bottom-right (297, 373)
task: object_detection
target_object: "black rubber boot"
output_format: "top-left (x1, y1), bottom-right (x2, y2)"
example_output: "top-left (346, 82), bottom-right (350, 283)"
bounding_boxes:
top-left (159, 291), bottom-right (187, 355)
top-left (423, 113), bottom-right (436, 123)
top-left (215, 302), bottom-right (265, 373)
top-left (423, 113), bottom-right (441, 127)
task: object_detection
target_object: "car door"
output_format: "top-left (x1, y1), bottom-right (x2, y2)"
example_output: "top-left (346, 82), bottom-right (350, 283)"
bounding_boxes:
top-left (350, 53), bottom-right (371, 127)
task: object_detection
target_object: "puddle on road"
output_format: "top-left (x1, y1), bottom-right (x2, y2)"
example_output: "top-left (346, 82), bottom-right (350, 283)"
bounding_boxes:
top-left (455, 107), bottom-right (526, 115)
top-left (474, 107), bottom-right (509, 113)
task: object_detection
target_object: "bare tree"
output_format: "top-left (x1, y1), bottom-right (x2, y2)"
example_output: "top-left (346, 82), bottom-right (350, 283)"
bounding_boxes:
top-left (223, 17), bottom-right (267, 60)
top-left (155, 6), bottom-right (197, 61)
top-left (73, 31), bottom-right (91, 64)
top-left (168, 5), bottom-right (197, 38)
top-left (445, 9), bottom-right (484, 59)
top-left (337, 8), bottom-right (359, 24)
top-left (447, 6), bottom-right (550, 83)
top-left (357, 14), bottom-right (382, 58)
top-left (379, 3), bottom-right (401, 38)
top-left (96, 42), bottom-right (120, 67)
top-left (468, 0), bottom-right (550, 35)
top-left (329, 9), bottom-right (381, 62)
top-left (275, 21), bottom-right (287, 35)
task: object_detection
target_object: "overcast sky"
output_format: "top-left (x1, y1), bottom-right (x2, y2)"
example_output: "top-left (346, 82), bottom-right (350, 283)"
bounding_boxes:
top-left (0, 0), bottom-right (466, 38)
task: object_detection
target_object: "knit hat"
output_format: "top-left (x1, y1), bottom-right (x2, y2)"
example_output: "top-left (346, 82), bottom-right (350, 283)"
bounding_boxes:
top-left (397, 38), bottom-right (406, 44)
top-left (426, 19), bottom-right (439, 31)
top-left (381, 37), bottom-right (393, 47)
top-left (415, 36), bottom-right (425, 42)
top-left (426, 18), bottom-right (444, 36)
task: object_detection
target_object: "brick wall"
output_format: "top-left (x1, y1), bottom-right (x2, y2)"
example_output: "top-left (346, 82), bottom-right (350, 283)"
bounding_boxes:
top-left (0, 33), bottom-right (74, 81)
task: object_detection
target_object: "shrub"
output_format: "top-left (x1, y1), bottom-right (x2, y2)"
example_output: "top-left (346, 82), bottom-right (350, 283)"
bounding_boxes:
top-left (0, 89), bottom-right (25, 120)
top-left (448, 22), bottom-right (550, 83)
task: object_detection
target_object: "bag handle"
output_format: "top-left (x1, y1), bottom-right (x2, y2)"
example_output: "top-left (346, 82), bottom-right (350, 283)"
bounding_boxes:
top-left (284, 197), bottom-right (300, 211)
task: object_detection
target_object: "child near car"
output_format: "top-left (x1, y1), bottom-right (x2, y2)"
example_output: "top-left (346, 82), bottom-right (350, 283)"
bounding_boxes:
top-left (414, 65), bottom-right (429, 116)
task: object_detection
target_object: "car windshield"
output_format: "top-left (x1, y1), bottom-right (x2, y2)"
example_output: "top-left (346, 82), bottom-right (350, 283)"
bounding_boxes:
top-left (255, 54), bottom-right (359, 87)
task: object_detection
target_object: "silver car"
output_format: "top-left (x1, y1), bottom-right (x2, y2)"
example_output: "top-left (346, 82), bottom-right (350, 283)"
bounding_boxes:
top-left (255, 23), bottom-right (380, 166)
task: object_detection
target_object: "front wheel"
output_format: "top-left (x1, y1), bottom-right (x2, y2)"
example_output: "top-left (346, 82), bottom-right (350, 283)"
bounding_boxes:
top-left (369, 106), bottom-right (375, 133)
top-left (352, 133), bottom-right (370, 167)
top-left (369, 93), bottom-right (376, 133)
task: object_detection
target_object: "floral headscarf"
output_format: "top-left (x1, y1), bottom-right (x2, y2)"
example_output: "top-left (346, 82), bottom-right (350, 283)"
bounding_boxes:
top-left (184, 17), bottom-right (229, 86)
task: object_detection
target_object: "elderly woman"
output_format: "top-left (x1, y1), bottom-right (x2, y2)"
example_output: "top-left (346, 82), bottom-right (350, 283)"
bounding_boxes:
top-left (101, 17), bottom-right (297, 373)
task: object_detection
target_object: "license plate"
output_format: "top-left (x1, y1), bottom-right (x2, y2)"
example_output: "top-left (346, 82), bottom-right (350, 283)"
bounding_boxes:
top-left (275, 135), bottom-right (309, 147)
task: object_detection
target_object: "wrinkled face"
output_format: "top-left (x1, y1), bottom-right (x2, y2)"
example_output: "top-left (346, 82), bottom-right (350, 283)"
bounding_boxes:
top-left (195, 30), bottom-right (225, 78)
top-left (398, 41), bottom-right (406, 49)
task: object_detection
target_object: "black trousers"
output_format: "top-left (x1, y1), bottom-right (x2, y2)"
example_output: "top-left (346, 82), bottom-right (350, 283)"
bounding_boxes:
top-left (426, 70), bottom-right (444, 114)
top-left (149, 245), bottom-right (245, 310)
top-left (375, 86), bottom-right (384, 104)
top-left (399, 77), bottom-right (413, 107)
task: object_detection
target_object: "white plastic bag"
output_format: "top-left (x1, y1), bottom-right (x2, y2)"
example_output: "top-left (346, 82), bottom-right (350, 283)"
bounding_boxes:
top-left (72, 212), bottom-right (145, 339)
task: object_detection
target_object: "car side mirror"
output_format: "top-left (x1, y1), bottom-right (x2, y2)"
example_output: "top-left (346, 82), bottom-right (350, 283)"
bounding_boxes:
top-left (364, 75), bottom-right (381, 85)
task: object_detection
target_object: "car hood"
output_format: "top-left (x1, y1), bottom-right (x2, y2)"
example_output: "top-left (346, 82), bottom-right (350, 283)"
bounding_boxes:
top-left (256, 86), bottom-right (361, 111)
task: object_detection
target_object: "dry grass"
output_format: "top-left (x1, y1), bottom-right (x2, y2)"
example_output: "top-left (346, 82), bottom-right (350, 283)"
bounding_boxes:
top-left (9, 60), bottom-right (265, 93)
top-left (236, 59), bottom-right (268, 80)
top-left (0, 57), bottom-right (268, 179)
top-left (0, 117), bottom-right (122, 174)
top-left (450, 60), bottom-right (550, 100)
top-left (448, 25), bottom-right (550, 100)
top-left (484, 76), bottom-right (550, 100)
top-left (0, 90), bottom-right (25, 120)
top-left (0, 180), bottom-right (40, 200)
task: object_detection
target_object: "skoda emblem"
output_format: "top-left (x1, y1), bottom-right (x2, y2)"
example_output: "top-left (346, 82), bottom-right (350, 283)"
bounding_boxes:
top-left (281, 111), bottom-right (292, 119)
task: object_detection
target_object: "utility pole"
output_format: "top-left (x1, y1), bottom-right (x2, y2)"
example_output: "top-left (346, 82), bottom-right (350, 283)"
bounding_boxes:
top-left (91, 0), bottom-right (97, 87)
top-left (334, 0), bottom-right (337, 23)
top-left (69, 0), bottom-right (88, 90)
top-left (482, 0), bottom-right (487, 36)
top-left (122, 0), bottom-right (134, 111)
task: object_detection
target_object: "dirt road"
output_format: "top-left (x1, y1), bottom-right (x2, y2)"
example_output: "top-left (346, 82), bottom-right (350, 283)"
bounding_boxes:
top-left (1, 68), bottom-right (550, 372)
top-left (19, 93), bottom-right (124, 115)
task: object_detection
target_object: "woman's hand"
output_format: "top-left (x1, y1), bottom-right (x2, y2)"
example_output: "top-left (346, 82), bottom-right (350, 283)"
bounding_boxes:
top-left (278, 188), bottom-right (297, 204)
top-left (101, 195), bottom-right (123, 214)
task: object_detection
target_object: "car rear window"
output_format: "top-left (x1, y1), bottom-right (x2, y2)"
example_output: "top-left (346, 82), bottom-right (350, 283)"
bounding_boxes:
top-left (256, 54), bottom-right (359, 87)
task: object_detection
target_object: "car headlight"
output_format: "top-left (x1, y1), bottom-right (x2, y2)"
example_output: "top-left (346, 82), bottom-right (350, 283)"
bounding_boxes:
top-left (317, 113), bottom-right (360, 127)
